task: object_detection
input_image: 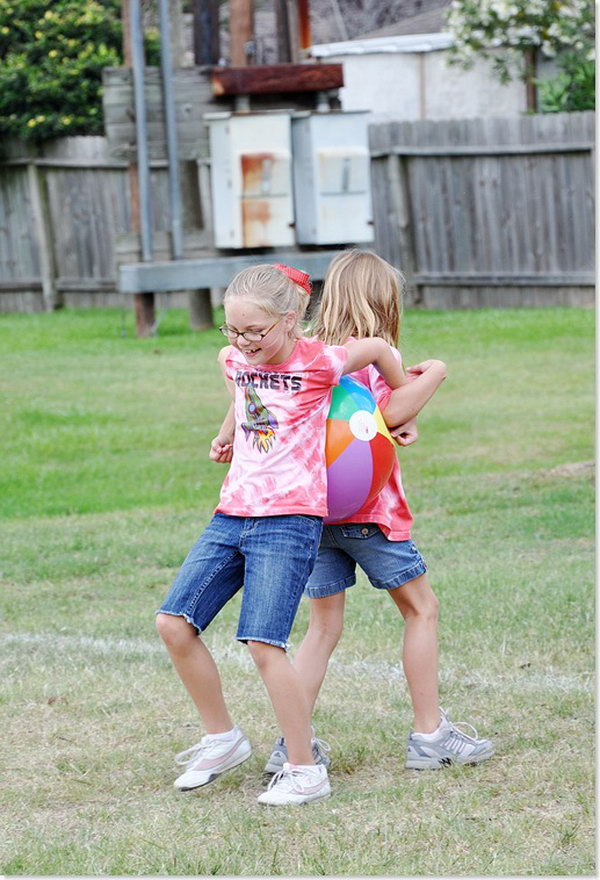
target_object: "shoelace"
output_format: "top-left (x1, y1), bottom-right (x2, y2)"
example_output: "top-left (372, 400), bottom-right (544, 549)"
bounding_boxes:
top-left (447, 720), bottom-right (480, 743)
top-left (274, 735), bottom-right (331, 757)
top-left (175, 742), bottom-right (208, 768)
top-left (267, 765), bottom-right (315, 793)
top-left (313, 736), bottom-right (331, 756)
top-left (440, 708), bottom-right (483, 744)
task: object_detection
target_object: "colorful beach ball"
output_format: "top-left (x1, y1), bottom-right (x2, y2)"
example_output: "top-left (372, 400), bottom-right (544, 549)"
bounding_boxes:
top-left (324, 375), bottom-right (396, 523)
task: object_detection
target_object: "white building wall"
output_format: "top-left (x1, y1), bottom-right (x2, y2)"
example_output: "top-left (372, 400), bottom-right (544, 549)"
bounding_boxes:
top-left (337, 54), bottom-right (423, 119)
top-left (327, 49), bottom-right (527, 120)
top-left (424, 51), bottom-right (526, 118)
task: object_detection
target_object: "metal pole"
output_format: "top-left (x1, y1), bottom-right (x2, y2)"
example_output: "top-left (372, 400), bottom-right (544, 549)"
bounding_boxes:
top-left (158, 0), bottom-right (184, 259)
top-left (130, 0), bottom-right (153, 261)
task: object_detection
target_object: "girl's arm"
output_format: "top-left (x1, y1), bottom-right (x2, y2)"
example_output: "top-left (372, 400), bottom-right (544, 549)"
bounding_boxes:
top-left (209, 402), bottom-right (234, 462)
top-left (382, 359), bottom-right (447, 427)
top-left (343, 337), bottom-right (405, 390)
top-left (209, 348), bottom-right (236, 463)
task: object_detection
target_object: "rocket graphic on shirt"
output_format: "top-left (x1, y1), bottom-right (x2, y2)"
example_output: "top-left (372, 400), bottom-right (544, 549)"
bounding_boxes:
top-left (241, 383), bottom-right (278, 452)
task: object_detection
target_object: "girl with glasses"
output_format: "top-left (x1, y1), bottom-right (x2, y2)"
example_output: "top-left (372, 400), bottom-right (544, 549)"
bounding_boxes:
top-left (156, 261), bottom-right (406, 806)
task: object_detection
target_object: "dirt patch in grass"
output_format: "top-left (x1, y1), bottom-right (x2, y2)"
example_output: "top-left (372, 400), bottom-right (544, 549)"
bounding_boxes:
top-left (544, 461), bottom-right (595, 479)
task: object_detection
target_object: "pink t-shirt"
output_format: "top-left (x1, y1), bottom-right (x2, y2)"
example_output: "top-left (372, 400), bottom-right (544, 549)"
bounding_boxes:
top-left (339, 347), bottom-right (414, 541)
top-left (216, 337), bottom-right (348, 518)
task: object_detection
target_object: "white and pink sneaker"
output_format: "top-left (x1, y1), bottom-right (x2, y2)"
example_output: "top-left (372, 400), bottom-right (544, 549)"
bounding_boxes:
top-left (257, 762), bottom-right (331, 806)
top-left (173, 727), bottom-right (252, 791)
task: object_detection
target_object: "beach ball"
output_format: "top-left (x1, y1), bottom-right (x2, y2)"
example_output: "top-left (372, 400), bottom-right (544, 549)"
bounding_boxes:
top-left (324, 375), bottom-right (395, 523)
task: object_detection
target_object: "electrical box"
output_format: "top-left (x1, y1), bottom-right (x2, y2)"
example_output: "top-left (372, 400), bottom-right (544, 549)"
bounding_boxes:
top-left (205, 111), bottom-right (295, 249)
top-left (291, 111), bottom-right (374, 245)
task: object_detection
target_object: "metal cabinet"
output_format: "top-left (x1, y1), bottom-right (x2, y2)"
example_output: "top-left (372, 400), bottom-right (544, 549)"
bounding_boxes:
top-left (205, 111), bottom-right (295, 249)
top-left (291, 111), bottom-right (374, 245)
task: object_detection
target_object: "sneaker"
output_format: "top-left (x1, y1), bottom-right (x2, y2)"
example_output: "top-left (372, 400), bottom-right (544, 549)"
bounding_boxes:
top-left (173, 727), bottom-right (252, 791)
top-left (257, 762), bottom-right (331, 806)
top-left (264, 734), bottom-right (331, 775)
top-left (406, 709), bottom-right (495, 770)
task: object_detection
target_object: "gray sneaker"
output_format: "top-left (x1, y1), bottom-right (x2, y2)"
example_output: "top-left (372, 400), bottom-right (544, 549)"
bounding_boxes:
top-left (264, 734), bottom-right (331, 775)
top-left (406, 709), bottom-right (495, 770)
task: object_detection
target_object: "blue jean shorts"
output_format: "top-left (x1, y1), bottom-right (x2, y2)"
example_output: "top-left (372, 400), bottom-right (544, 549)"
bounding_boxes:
top-left (157, 512), bottom-right (323, 649)
top-left (303, 523), bottom-right (427, 598)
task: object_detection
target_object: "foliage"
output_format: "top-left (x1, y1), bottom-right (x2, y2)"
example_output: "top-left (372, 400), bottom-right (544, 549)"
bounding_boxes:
top-left (537, 50), bottom-right (595, 111)
top-left (446, 0), bottom-right (595, 83)
top-left (0, 0), bottom-right (159, 142)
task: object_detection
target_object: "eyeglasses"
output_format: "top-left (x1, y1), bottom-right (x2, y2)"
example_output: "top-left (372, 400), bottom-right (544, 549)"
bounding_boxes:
top-left (219, 318), bottom-right (281, 343)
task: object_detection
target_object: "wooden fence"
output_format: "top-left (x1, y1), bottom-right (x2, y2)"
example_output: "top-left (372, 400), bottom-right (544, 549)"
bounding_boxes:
top-left (370, 111), bottom-right (595, 307)
top-left (0, 111), bottom-right (595, 312)
top-left (0, 136), bottom-right (207, 312)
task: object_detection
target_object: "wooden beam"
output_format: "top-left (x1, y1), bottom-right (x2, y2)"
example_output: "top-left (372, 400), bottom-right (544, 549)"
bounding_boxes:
top-left (229, 0), bottom-right (254, 66)
top-left (413, 272), bottom-right (595, 287)
top-left (210, 63), bottom-right (343, 96)
top-left (370, 142), bottom-right (594, 158)
top-left (119, 251), bottom-right (343, 293)
top-left (193, 0), bottom-right (220, 65)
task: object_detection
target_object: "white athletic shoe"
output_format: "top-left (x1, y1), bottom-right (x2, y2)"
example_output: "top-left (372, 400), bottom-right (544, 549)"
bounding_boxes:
top-left (405, 709), bottom-right (495, 770)
top-left (257, 762), bottom-right (331, 806)
top-left (173, 727), bottom-right (252, 791)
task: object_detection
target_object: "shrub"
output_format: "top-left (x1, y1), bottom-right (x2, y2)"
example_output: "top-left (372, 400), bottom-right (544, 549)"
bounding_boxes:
top-left (0, 0), bottom-right (159, 142)
top-left (537, 51), bottom-right (595, 112)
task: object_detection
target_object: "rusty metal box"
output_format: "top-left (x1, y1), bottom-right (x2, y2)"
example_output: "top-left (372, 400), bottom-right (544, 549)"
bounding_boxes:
top-left (291, 111), bottom-right (374, 245)
top-left (205, 111), bottom-right (295, 249)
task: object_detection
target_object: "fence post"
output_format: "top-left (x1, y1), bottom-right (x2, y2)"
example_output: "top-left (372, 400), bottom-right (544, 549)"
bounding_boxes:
top-left (27, 160), bottom-right (60, 311)
top-left (189, 159), bottom-right (214, 331)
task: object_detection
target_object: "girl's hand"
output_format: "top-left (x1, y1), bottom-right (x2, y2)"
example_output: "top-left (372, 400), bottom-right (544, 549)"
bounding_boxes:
top-left (209, 436), bottom-right (233, 463)
top-left (407, 359), bottom-right (447, 379)
top-left (390, 418), bottom-right (418, 446)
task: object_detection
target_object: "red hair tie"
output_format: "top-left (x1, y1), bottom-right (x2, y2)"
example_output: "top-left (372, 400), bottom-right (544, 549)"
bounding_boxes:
top-left (274, 263), bottom-right (312, 296)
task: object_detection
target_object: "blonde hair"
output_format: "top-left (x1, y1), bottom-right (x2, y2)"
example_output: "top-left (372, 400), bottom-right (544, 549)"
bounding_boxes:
top-left (224, 264), bottom-right (310, 339)
top-left (312, 250), bottom-right (404, 347)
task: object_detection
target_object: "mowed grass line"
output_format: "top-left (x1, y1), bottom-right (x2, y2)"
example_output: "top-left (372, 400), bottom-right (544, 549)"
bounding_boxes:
top-left (0, 306), bottom-right (594, 876)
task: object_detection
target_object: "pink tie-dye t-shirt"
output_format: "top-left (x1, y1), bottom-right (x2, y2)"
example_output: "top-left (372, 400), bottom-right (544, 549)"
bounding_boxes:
top-left (340, 346), bottom-right (414, 541)
top-left (216, 336), bottom-right (348, 518)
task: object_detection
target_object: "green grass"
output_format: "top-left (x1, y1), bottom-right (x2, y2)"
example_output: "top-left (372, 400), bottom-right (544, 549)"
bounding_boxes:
top-left (0, 305), bottom-right (595, 876)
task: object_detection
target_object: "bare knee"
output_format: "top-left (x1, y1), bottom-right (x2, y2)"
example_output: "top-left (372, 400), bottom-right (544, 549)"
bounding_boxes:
top-left (246, 640), bottom-right (284, 673)
top-left (308, 611), bottom-right (344, 650)
top-left (306, 595), bottom-right (345, 650)
top-left (156, 612), bottom-right (197, 653)
top-left (419, 590), bottom-right (440, 623)
top-left (391, 578), bottom-right (440, 623)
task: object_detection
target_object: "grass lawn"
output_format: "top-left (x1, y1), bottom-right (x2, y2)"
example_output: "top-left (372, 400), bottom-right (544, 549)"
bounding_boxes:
top-left (0, 305), bottom-right (595, 877)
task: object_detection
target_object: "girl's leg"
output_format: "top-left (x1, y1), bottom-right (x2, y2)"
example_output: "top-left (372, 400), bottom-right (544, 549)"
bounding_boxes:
top-left (292, 592), bottom-right (346, 714)
top-left (247, 640), bottom-right (314, 765)
top-left (156, 613), bottom-right (234, 733)
top-left (387, 573), bottom-right (441, 733)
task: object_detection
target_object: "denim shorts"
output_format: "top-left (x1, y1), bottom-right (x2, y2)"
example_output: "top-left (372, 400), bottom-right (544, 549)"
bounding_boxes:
top-left (303, 523), bottom-right (427, 598)
top-left (157, 512), bottom-right (323, 649)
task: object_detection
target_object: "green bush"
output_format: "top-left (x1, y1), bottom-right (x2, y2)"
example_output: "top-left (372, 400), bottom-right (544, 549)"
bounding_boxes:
top-left (0, 0), bottom-right (159, 142)
top-left (537, 51), bottom-right (595, 112)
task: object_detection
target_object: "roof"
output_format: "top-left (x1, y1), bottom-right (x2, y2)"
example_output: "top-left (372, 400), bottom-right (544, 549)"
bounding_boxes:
top-left (310, 2), bottom-right (453, 58)
top-left (311, 31), bottom-right (453, 58)
top-left (359, 4), bottom-right (451, 40)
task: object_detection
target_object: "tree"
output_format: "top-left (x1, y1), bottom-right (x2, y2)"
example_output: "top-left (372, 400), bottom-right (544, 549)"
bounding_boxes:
top-left (0, 0), bottom-right (159, 142)
top-left (445, 0), bottom-right (595, 110)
